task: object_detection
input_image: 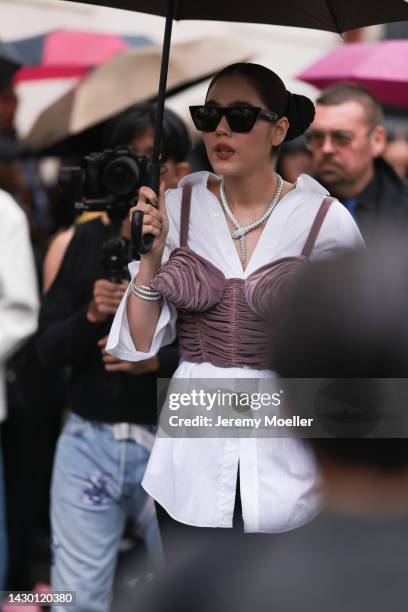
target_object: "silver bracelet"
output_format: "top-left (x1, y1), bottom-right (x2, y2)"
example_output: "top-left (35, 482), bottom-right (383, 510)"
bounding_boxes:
top-left (130, 278), bottom-right (162, 301)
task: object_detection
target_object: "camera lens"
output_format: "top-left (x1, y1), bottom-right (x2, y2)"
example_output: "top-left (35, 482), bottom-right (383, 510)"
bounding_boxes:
top-left (103, 157), bottom-right (140, 196)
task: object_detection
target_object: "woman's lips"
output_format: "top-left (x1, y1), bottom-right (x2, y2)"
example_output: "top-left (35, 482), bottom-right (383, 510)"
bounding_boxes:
top-left (214, 145), bottom-right (235, 161)
top-left (215, 150), bottom-right (234, 161)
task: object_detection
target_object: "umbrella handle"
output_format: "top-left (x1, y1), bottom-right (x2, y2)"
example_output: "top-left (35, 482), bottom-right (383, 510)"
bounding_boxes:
top-left (131, 210), bottom-right (154, 257)
top-left (131, 160), bottom-right (161, 257)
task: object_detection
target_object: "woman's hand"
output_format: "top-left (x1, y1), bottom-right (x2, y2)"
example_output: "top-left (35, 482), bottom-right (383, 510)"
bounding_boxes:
top-left (126, 183), bottom-right (167, 353)
top-left (129, 182), bottom-right (168, 264)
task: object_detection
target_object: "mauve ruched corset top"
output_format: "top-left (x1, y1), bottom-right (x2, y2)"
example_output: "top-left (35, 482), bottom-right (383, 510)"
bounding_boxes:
top-left (150, 185), bottom-right (334, 370)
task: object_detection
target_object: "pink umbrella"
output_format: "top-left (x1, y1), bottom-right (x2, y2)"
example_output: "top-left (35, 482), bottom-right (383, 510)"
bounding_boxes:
top-left (9, 29), bottom-right (151, 81)
top-left (297, 40), bottom-right (408, 108)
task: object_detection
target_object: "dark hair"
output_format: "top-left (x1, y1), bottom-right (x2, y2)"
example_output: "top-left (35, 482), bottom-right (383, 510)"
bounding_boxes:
top-left (105, 102), bottom-right (191, 162)
top-left (270, 239), bottom-right (408, 471)
top-left (275, 134), bottom-right (312, 180)
top-left (206, 63), bottom-right (315, 141)
top-left (317, 82), bottom-right (384, 128)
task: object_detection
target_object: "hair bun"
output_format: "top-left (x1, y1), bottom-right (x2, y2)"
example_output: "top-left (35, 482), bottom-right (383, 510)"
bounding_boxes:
top-left (285, 92), bottom-right (315, 141)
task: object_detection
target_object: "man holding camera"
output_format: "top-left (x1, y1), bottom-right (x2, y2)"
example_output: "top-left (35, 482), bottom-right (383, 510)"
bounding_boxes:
top-left (36, 104), bottom-right (191, 612)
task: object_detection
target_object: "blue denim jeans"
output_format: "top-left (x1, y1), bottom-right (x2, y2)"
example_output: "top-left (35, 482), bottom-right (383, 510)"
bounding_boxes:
top-left (51, 413), bottom-right (162, 612)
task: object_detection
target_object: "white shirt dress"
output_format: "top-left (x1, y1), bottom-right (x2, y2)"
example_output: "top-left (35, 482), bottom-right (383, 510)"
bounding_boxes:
top-left (107, 171), bottom-right (364, 533)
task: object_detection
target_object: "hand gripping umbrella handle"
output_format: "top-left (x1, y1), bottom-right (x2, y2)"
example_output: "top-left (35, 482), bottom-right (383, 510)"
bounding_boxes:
top-left (131, 160), bottom-right (161, 257)
top-left (131, 210), bottom-right (154, 256)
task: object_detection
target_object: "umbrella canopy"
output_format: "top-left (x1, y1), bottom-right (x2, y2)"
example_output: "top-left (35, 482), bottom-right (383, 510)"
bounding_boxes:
top-left (55, 0), bottom-right (408, 254)
top-left (25, 36), bottom-right (254, 153)
top-left (7, 29), bottom-right (152, 81)
top-left (58, 0), bottom-right (408, 33)
top-left (297, 40), bottom-right (408, 109)
top-left (0, 39), bottom-right (23, 90)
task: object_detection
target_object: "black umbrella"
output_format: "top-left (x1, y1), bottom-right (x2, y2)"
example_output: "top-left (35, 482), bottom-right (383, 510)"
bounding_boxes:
top-left (58, 0), bottom-right (408, 34)
top-left (57, 0), bottom-right (408, 253)
top-left (0, 39), bottom-right (24, 90)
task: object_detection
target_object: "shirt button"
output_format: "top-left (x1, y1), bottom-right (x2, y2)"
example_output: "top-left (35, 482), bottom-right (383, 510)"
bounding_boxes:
top-left (214, 212), bottom-right (220, 217)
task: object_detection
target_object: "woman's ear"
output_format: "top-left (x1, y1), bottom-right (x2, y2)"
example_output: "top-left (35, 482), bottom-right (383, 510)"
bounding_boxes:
top-left (271, 117), bottom-right (289, 147)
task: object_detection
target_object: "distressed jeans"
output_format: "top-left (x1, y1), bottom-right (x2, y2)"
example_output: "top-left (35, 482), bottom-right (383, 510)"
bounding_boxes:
top-left (51, 413), bottom-right (162, 612)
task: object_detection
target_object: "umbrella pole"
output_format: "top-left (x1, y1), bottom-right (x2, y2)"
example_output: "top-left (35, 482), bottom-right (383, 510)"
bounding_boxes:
top-left (150, 0), bottom-right (176, 194)
top-left (132, 0), bottom-right (176, 255)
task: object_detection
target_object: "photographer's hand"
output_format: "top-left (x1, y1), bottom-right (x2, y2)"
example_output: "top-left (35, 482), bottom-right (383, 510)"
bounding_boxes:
top-left (86, 279), bottom-right (129, 324)
top-left (98, 335), bottom-right (159, 374)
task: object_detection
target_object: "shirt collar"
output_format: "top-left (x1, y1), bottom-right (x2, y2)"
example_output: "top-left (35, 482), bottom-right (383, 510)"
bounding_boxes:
top-left (178, 171), bottom-right (330, 196)
top-left (293, 174), bottom-right (330, 196)
top-left (177, 171), bottom-right (219, 189)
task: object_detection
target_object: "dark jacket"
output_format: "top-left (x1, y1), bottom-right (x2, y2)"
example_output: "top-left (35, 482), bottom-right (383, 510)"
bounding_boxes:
top-left (36, 218), bottom-right (179, 425)
top-left (319, 157), bottom-right (408, 242)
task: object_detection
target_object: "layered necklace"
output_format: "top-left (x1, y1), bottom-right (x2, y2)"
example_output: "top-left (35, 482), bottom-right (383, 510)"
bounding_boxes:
top-left (219, 173), bottom-right (284, 265)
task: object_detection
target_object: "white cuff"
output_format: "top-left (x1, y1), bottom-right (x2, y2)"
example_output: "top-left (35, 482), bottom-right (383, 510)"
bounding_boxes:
top-left (106, 261), bottom-right (177, 361)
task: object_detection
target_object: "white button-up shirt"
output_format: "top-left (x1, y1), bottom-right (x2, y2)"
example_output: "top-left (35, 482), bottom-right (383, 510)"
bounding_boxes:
top-left (107, 172), bottom-right (364, 533)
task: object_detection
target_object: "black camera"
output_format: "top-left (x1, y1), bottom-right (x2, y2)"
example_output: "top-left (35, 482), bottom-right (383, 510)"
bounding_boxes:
top-left (59, 146), bottom-right (151, 281)
top-left (99, 235), bottom-right (133, 284)
top-left (58, 146), bottom-right (150, 221)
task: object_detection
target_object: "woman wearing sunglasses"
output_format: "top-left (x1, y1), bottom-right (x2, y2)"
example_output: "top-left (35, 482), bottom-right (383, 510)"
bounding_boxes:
top-left (107, 63), bottom-right (363, 551)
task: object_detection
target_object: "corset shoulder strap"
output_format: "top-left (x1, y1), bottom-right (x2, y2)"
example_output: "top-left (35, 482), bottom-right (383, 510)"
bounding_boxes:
top-left (301, 196), bottom-right (336, 258)
top-left (179, 184), bottom-right (193, 247)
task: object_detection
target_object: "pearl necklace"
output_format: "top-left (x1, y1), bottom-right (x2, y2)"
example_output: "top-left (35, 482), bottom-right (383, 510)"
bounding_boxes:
top-left (219, 173), bottom-right (284, 264)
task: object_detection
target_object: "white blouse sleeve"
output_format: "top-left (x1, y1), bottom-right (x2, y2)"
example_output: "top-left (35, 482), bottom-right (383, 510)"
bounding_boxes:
top-left (310, 198), bottom-right (365, 261)
top-left (106, 188), bottom-right (181, 361)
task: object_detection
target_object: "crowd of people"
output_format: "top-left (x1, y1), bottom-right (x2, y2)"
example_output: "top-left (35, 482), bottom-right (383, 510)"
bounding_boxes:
top-left (0, 42), bottom-right (408, 612)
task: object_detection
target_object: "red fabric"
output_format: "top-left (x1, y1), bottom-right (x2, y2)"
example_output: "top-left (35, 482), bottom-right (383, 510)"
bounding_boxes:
top-left (14, 66), bottom-right (88, 82)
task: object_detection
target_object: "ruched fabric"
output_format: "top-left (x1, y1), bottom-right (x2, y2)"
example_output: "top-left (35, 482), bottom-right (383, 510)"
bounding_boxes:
top-left (245, 256), bottom-right (309, 319)
top-left (150, 247), bottom-right (225, 311)
top-left (177, 277), bottom-right (271, 368)
top-left (148, 189), bottom-right (333, 370)
top-left (149, 247), bottom-right (308, 369)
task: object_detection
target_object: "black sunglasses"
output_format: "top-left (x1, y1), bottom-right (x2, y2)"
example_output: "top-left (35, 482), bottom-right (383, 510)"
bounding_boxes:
top-left (189, 105), bottom-right (280, 133)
